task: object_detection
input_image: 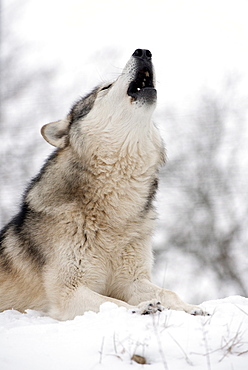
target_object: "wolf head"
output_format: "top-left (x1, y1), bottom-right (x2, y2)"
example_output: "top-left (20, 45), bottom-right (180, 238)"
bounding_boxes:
top-left (41, 49), bottom-right (158, 153)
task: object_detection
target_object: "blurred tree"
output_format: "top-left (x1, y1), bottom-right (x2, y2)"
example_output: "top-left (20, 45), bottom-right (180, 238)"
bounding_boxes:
top-left (0, 1), bottom-right (60, 226)
top-left (156, 78), bottom-right (248, 297)
top-left (0, 1), bottom-right (121, 228)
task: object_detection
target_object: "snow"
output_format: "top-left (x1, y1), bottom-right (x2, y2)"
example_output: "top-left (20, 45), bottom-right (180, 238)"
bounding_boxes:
top-left (1, 296), bottom-right (248, 369)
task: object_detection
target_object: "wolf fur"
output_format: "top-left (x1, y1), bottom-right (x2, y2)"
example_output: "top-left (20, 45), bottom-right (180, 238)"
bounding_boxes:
top-left (0, 49), bottom-right (205, 320)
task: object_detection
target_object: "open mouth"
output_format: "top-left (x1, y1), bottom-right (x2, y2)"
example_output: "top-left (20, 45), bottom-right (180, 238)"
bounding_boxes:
top-left (127, 66), bottom-right (155, 101)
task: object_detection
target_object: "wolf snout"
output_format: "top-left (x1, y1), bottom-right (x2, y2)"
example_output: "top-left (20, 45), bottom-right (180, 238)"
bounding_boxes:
top-left (132, 49), bottom-right (152, 61)
top-left (127, 49), bottom-right (156, 104)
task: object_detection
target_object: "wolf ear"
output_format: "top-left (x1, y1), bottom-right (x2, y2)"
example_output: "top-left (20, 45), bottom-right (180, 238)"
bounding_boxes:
top-left (41, 117), bottom-right (70, 148)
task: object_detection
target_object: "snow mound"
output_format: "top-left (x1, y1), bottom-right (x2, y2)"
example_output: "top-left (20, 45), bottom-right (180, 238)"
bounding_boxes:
top-left (0, 296), bottom-right (248, 369)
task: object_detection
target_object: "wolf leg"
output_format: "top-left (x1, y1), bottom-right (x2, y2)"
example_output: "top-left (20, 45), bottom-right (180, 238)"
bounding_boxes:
top-left (126, 279), bottom-right (207, 315)
top-left (48, 285), bottom-right (133, 320)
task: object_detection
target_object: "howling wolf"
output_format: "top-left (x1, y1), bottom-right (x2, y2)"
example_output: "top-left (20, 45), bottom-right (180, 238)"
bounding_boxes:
top-left (0, 49), bottom-right (206, 320)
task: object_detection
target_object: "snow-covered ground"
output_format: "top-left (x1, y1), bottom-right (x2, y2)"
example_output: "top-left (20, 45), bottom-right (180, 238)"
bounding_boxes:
top-left (1, 296), bottom-right (248, 370)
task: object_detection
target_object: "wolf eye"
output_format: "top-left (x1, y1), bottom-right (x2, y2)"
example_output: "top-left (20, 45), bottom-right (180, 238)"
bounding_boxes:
top-left (100, 84), bottom-right (112, 91)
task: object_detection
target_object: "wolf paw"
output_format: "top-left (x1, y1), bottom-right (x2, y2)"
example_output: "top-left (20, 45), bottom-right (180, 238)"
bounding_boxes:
top-left (188, 305), bottom-right (210, 316)
top-left (135, 299), bottom-right (165, 315)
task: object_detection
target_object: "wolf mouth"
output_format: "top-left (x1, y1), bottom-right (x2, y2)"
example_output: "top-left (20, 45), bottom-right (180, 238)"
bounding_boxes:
top-left (127, 65), bottom-right (156, 103)
top-left (127, 66), bottom-right (154, 97)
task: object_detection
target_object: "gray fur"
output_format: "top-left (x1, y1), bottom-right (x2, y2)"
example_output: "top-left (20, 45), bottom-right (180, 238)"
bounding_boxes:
top-left (0, 50), bottom-right (206, 319)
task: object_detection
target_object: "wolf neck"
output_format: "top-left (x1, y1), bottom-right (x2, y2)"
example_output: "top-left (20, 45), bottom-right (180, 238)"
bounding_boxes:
top-left (27, 117), bottom-right (164, 217)
top-left (28, 140), bottom-right (160, 214)
top-left (77, 115), bottom-right (162, 165)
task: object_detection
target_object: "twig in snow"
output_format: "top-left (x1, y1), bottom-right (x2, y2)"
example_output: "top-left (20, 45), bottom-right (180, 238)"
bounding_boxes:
top-left (113, 332), bottom-right (118, 355)
top-left (234, 304), bottom-right (248, 316)
top-left (99, 336), bottom-right (105, 364)
top-left (152, 314), bottom-right (169, 370)
top-left (200, 318), bottom-right (212, 370)
top-left (219, 322), bottom-right (248, 362)
top-left (167, 332), bottom-right (193, 366)
top-left (192, 319), bottom-right (248, 363)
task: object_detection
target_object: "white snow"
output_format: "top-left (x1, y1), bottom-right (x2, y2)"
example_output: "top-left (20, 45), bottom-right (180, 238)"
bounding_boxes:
top-left (1, 296), bottom-right (248, 370)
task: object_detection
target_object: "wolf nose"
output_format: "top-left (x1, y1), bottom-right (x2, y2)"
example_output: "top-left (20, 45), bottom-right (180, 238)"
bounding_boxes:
top-left (132, 49), bottom-right (152, 61)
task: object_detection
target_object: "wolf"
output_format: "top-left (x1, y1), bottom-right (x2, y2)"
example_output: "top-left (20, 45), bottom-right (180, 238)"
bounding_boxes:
top-left (0, 49), bottom-right (206, 320)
